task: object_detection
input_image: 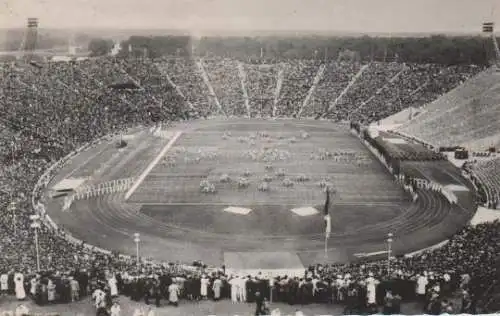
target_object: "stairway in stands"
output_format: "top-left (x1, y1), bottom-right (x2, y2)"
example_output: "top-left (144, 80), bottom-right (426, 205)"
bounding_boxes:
top-left (196, 60), bottom-right (224, 116)
top-left (273, 65), bottom-right (285, 117)
top-left (297, 64), bottom-right (326, 118)
top-left (237, 61), bottom-right (251, 118)
top-left (349, 65), bottom-right (408, 120)
top-left (154, 63), bottom-right (196, 111)
top-left (323, 64), bottom-right (370, 118)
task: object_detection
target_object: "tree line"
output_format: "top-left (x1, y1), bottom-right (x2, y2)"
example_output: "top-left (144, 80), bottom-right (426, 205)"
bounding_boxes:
top-left (86, 34), bottom-right (499, 66)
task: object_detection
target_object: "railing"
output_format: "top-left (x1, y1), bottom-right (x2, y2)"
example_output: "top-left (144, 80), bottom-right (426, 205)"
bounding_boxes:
top-left (30, 126), bottom-right (203, 271)
top-left (31, 128), bottom-right (136, 253)
top-left (74, 178), bottom-right (135, 200)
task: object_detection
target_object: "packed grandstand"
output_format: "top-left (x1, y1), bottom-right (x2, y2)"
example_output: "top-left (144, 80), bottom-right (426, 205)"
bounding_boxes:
top-left (1, 54), bottom-right (500, 315)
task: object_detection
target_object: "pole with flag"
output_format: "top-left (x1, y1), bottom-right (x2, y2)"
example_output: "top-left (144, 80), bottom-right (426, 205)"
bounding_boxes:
top-left (324, 187), bottom-right (332, 259)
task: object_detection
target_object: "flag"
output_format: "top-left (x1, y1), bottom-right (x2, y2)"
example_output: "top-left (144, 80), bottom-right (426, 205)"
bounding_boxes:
top-left (324, 188), bottom-right (330, 216)
top-left (483, 22), bottom-right (494, 33)
top-left (324, 188), bottom-right (331, 238)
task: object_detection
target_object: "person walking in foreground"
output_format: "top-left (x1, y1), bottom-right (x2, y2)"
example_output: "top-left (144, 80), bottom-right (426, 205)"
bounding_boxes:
top-left (168, 279), bottom-right (180, 307)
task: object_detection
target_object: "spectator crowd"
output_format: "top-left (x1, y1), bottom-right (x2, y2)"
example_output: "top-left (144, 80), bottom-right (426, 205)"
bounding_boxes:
top-left (463, 158), bottom-right (500, 209)
top-left (0, 57), bottom-right (498, 315)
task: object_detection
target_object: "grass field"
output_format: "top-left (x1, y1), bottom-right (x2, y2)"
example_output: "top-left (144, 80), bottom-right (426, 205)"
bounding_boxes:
top-left (130, 120), bottom-right (406, 205)
top-left (128, 119), bottom-right (408, 237)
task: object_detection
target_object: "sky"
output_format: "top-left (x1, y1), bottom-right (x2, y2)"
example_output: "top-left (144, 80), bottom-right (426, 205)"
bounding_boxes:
top-left (1, 0), bottom-right (499, 34)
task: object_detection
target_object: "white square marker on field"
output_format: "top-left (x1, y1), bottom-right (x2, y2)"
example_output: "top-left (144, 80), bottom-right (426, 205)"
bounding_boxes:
top-left (290, 206), bottom-right (319, 216)
top-left (224, 207), bottom-right (252, 215)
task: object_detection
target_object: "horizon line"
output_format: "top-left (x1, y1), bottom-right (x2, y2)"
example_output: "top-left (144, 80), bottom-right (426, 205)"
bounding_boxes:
top-left (0, 27), bottom-right (490, 37)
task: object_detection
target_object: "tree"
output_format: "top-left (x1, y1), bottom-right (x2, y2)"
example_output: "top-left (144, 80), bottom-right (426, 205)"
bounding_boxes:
top-left (88, 38), bottom-right (114, 57)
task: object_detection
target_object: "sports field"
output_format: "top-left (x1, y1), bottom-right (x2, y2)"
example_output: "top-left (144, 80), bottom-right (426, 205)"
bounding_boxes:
top-left (128, 120), bottom-right (407, 236)
top-left (44, 119), bottom-right (476, 269)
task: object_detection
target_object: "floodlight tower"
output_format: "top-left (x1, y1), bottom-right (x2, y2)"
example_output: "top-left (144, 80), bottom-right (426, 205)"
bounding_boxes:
top-left (19, 17), bottom-right (39, 62)
top-left (483, 22), bottom-right (500, 64)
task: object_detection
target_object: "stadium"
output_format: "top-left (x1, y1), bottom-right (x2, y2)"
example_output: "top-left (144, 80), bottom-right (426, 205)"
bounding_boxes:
top-left (1, 15), bottom-right (500, 316)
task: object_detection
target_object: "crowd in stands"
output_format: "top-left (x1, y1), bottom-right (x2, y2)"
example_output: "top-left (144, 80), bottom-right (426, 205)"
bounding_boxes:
top-left (304, 62), bottom-right (361, 119)
top-left (0, 57), bottom-right (498, 315)
top-left (202, 58), bottom-right (247, 117)
top-left (463, 158), bottom-right (500, 209)
top-left (203, 60), bottom-right (480, 122)
top-left (397, 66), bottom-right (497, 149)
top-left (275, 60), bottom-right (320, 117)
top-left (157, 58), bottom-right (217, 118)
top-left (244, 63), bottom-right (278, 118)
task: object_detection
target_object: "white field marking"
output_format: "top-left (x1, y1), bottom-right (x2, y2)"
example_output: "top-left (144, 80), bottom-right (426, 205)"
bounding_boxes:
top-left (223, 207), bottom-right (253, 215)
top-left (124, 131), bottom-right (183, 200)
top-left (290, 206), bottom-right (319, 216)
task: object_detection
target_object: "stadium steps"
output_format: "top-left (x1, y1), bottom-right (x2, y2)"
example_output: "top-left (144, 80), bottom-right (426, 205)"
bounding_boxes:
top-left (202, 59), bottom-right (247, 117)
top-left (348, 65), bottom-right (407, 120)
top-left (300, 62), bottom-right (361, 119)
top-left (243, 64), bottom-right (279, 118)
top-left (273, 65), bottom-right (285, 117)
top-left (196, 60), bottom-right (225, 116)
top-left (153, 63), bottom-right (196, 111)
top-left (236, 61), bottom-right (251, 118)
top-left (322, 64), bottom-right (369, 118)
top-left (160, 59), bottom-right (217, 117)
top-left (472, 158), bottom-right (500, 206)
top-left (275, 61), bottom-right (320, 117)
top-left (297, 64), bottom-right (326, 118)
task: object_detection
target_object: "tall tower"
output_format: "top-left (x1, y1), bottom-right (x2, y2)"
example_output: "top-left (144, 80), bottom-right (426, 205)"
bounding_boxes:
top-left (19, 18), bottom-right (39, 62)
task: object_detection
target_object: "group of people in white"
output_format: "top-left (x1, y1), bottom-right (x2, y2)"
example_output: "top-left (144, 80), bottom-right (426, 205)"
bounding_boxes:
top-left (1, 273), bottom-right (26, 300)
top-left (228, 275), bottom-right (249, 303)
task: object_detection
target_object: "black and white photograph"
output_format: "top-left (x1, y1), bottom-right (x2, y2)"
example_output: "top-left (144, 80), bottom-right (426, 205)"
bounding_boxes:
top-left (0, 0), bottom-right (500, 315)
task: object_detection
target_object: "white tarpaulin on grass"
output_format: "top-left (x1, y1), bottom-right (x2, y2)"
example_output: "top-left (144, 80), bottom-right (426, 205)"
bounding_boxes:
top-left (223, 207), bottom-right (253, 215)
top-left (290, 206), bottom-right (319, 216)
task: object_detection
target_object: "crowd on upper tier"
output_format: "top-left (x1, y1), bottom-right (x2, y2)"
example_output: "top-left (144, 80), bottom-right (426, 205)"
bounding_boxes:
top-left (396, 66), bottom-right (500, 149)
top-left (0, 57), bottom-right (498, 315)
top-left (463, 158), bottom-right (500, 209)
